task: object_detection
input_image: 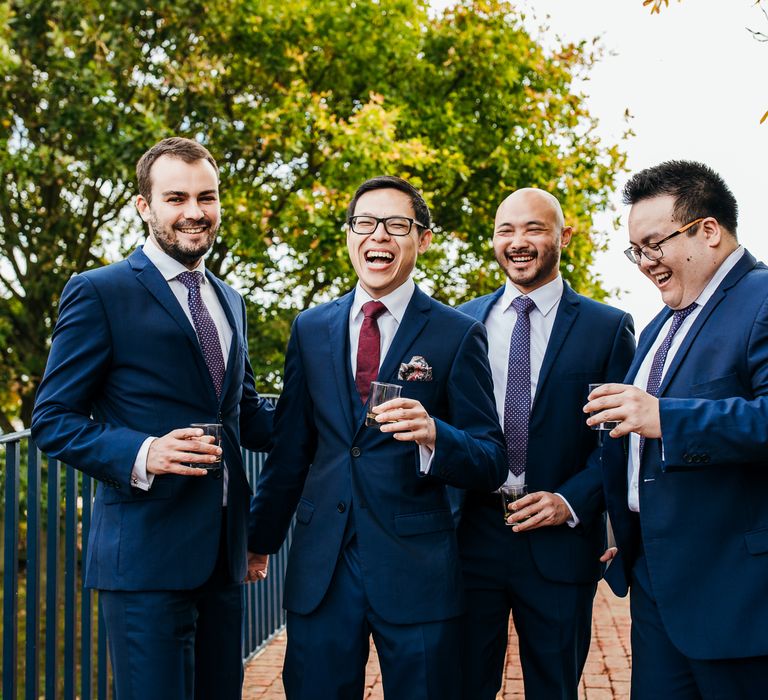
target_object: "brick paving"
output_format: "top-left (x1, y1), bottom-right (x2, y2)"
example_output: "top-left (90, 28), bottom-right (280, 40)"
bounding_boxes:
top-left (242, 580), bottom-right (631, 699)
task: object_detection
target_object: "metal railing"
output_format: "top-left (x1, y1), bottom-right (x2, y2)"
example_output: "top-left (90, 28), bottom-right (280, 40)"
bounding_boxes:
top-left (0, 429), bottom-right (289, 699)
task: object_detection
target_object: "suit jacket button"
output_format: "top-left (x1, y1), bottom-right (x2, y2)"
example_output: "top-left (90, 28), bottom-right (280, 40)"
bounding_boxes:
top-left (337, 502), bottom-right (346, 513)
top-left (351, 447), bottom-right (361, 457)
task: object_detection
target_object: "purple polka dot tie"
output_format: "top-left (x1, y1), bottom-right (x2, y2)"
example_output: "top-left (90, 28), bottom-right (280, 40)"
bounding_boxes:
top-left (504, 296), bottom-right (536, 477)
top-left (638, 302), bottom-right (698, 461)
top-left (177, 271), bottom-right (226, 398)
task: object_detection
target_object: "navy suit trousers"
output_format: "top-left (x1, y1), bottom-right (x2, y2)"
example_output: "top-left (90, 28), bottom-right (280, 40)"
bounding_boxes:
top-left (630, 553), bottom-right (768, 700)
top-left (100, 511), bottom-right (243, 700)
top-left (283, 535), bottom-right (462, 700)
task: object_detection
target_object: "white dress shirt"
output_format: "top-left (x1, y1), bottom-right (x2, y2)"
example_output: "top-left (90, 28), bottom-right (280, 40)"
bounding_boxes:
top-left (485, 275), bottom-right (578, 524)
top-left (131, 236), bottom-right (233, 504)
top-left (627, 246), bottom-right (745, 511)
top-left (349, 278), bottom-right (433, 471)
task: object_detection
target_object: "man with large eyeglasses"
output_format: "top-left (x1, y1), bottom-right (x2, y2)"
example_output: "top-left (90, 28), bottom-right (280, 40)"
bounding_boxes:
top-left (248, 175), bottom-right (506, 699)
top-left (585, 160), bottom-right (768, 698)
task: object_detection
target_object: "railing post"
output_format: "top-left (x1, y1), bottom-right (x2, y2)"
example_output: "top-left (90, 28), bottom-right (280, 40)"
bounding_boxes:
top-left (64, 465), bottom-right (78, 699)
top-left (25, 443), bottom-right (42, 700)
top-left (45, 456), bottom-right (61, 700)
top-left (81, 475), bottom-right (93, 700)
top-left (3, 439), bottom-right (20, 699)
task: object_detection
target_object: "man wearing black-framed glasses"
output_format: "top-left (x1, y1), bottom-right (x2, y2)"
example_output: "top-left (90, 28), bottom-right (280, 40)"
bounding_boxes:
top-left (585, 160), bottom-right (768, 698)
top-left (248, 175), bottom-right (506, 699)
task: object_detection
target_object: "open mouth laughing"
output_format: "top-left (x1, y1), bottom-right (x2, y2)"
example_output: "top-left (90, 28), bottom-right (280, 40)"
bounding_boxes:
top-left (364, 249), bottom-right (395, 268)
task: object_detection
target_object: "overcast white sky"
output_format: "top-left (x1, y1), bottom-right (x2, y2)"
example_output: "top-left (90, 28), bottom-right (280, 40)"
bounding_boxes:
top-left (433, 0), bottom-right (768, 330)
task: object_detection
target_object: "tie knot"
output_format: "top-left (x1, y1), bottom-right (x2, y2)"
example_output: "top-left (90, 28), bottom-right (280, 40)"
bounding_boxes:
top-left (511, 296), bottom-right (535, 316)
top-left (670, 302), bottom-right (697, 331)
top-left (176, 271), bottom-right (203, 291)
top-left (362, 300), bottom-right (387, 320)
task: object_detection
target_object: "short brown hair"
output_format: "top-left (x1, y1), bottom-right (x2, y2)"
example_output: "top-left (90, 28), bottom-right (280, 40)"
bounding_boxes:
top-left (136, 137), bottom-right (218, 202)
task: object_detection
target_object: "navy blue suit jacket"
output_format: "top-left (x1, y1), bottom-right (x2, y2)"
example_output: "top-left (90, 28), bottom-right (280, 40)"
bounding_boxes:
top-left (603, 249), bottom-right (768, 659)
top-left (458, 282), bottom-right (635, 583)
top-left (32, 247), bottom-right (273, 590)
top-left (248, 286), bottom-right (507, 624)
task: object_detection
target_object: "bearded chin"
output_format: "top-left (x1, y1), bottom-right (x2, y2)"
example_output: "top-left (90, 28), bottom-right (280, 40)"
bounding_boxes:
top-left (150, 220), bottom-right (217, 267)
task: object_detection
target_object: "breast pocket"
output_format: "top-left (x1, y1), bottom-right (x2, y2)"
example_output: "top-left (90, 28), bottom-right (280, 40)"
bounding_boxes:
top-left (690, 373), bottom-right (744, 399)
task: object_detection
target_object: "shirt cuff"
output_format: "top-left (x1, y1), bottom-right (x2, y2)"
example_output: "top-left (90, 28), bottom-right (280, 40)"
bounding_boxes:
top-left (554, 492), bottom-right (579, 528)
top-left (131, 437), bottom-right (157, 491)
top-left (418, 443), bottom-right (434, 474)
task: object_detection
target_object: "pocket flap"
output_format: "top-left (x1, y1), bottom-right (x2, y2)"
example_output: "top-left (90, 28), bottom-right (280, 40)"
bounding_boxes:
top-left (745, 528), bottom-right (768, 555)
top-left (394, 509), bottom-right (453, 537)
top-left (295, 499), bottom-right (315, 525)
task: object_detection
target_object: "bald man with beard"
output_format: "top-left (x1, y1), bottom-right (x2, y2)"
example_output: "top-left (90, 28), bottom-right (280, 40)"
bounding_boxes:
top-left (454, 189), bottom-right (635, 699)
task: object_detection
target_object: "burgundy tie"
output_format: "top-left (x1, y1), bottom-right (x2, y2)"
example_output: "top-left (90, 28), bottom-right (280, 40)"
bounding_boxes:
top-left (355, 301), bottom-right (387, 404)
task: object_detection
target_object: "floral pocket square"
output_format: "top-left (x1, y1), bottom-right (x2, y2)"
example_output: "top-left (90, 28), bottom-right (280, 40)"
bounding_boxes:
top-left (398, 355), bottom-right (433, 381)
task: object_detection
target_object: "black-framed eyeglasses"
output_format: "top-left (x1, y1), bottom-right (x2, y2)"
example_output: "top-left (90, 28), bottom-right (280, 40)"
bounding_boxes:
top-left (623, 218), bottom-right (705, 265)
top-left (347, 215), bottom-right (427, 237)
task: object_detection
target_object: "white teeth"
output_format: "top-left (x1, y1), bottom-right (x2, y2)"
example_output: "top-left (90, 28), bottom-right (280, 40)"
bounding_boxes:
top-left (656, 272), bottom-right (671, 284)
top-left (366, 251), bottom-right (394, 262)
top-left (510, 255), bottom-right (534, 263)
top-left (178, 226), bottom-right (207, 234)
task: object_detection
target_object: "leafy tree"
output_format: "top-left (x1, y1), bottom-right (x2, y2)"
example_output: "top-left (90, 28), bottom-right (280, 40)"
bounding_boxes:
top-left (0, 0), bottom-right (627, 427)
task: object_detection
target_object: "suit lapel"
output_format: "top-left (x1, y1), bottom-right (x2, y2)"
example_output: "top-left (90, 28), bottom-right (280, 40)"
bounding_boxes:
top-left (377, 286), bottom-right (431, 383)
top-left (328, 292), bottom-right (356, 436)
top-left (130, 248), bottom-right (200, 349)
top-left (658, 250), bottom-right (757, 395)
top-left (626, 309), bottom-right (671, 384)
top-left (469, 287), bottom-right (505, 323)
top-left (531, 282), bottom-right (579, 413)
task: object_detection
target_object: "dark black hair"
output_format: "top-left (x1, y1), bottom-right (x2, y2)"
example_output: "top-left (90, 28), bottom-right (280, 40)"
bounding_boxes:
top-left (622, 160), bottom-right (738, 237)
top-left (346, 176), bottom-right (431, 233)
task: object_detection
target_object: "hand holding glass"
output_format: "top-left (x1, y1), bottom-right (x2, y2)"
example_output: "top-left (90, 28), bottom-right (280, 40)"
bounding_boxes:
top-left (366, 382), bottom-right (402, 427)
top-left (501, 484), bottom-right (528, 526)
top-left (189, 423), bottom-right (222, 470)
top-left (587, 383), bottom-right (619, 431)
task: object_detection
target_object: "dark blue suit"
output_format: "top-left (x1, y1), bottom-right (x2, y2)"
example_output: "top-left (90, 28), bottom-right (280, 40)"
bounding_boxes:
top-left (249, 285), bottom-right (506, 699)
top-left (456, 282), bottom-right (635, 699)
top-left (603, 250), bottom-right (768, 698)
top-left (32, 247), bottom-right (273, 699)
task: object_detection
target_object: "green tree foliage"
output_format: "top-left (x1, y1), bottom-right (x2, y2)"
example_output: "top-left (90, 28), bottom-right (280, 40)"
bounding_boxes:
top-left (0, 0), bottom-right (627, 426)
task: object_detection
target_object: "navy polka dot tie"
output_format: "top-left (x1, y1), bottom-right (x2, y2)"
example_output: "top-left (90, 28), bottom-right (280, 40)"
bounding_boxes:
top-left (177, 271), bottom-right (226, 398)
top-left (638, 302), bottom-right (698, 461)
top-left (504, 296), bottom-right (536, 477)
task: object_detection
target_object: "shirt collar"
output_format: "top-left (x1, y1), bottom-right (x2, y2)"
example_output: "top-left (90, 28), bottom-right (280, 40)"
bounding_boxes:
top-left (352, 277), bottom-right (416, 324)
top-left (501, 275), bottom-right (563, 318)
top-left (691, 245), bottom-right (745, 310)
top-left (142, 235), bottom-right (207, 283)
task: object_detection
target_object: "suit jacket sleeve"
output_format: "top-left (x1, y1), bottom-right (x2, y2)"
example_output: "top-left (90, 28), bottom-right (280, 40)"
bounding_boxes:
top-left (237, 295), bottom-right (274, 453)
top-left (31, 274), bottom-right (147, 489)
top-left (556, 311), bottom-right (636, 523)
top-left (248, 315), bottom-right (316, 553)
top-left (427, 321), bottom-right (507, 491)
top-left (659, 297), bottom-right (768, 469)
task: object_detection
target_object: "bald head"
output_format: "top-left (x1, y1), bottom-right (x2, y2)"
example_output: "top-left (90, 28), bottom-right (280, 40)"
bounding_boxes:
top-left (495, 188), bottom-right (565, 231)
top-left (492, 187), bottom-right (572, 294)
